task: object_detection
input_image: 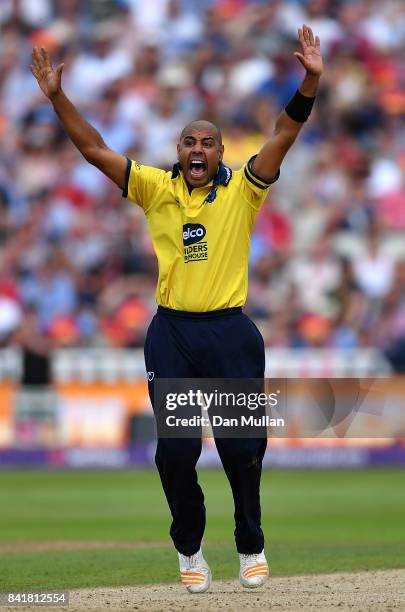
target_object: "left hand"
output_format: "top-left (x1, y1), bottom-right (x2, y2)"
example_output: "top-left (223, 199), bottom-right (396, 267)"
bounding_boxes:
top-left (294, 25), bottom-right (323, 77)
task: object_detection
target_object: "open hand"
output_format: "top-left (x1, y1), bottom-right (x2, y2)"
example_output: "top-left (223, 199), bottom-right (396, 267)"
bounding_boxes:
top-left (30, 47), bottom-right (64, 99)
top-left (294, 25), bottom-right (323, 77)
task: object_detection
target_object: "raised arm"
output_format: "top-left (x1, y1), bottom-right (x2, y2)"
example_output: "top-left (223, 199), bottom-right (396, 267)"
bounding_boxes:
top-left (30, 47), bottom-right (127, 190)
top-left (252, 25), bottom-right (323, 181)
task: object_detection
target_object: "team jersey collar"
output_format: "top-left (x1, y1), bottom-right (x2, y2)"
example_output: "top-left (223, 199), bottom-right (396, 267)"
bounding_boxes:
top-left (171, 161), bottom-right (232, 205)
top-left (171, 161), bottom-right (232, 188)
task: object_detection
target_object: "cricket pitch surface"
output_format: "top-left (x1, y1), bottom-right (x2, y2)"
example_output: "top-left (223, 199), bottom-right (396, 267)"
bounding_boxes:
top-left (3, 569), bottom-right (405, 611)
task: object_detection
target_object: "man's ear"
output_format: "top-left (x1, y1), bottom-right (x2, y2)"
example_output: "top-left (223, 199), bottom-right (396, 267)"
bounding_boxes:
top-left (219, 144), bottom-right (224, 162)
top-left (176, 143), bottom-right (180, 160)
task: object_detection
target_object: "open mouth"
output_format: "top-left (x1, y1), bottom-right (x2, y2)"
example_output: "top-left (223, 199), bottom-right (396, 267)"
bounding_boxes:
top-left (189, 160), bottom-right (207, 180)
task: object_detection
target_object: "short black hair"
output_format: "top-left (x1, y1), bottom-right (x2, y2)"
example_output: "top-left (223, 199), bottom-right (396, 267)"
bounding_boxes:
top-left (180, 120), bottom-right (222, 144)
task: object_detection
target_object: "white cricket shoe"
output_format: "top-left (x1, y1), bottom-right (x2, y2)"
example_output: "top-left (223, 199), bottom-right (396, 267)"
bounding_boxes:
top-left (239, 549), bottom-right (269, 588)
top-left (178, 548), bottom-right (211, 594)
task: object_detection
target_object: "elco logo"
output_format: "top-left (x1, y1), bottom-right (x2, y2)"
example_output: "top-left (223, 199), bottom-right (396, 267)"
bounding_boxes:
top-left (183, 223), bottom-right (206, 246)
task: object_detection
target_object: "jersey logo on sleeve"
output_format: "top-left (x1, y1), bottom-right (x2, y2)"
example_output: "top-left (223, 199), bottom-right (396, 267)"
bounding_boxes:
top-left (183, 224), bottom-right (208, 263)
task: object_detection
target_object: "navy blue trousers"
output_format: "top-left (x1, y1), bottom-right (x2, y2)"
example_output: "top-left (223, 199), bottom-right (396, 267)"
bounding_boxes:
top-left (144, 306), bottom-right (267, 556)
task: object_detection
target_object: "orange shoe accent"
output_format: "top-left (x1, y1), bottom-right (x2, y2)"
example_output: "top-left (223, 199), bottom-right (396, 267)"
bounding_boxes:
top-left (243, 563), bottom-right (268, 577)
top-left (243, 571), bottom-right (268, 578)
top-left (181, 572), bottom-right (205, 584)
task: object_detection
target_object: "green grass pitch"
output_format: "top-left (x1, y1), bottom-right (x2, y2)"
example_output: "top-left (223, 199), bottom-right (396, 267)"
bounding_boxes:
top-left (0, 468), bottom-right (404, 591)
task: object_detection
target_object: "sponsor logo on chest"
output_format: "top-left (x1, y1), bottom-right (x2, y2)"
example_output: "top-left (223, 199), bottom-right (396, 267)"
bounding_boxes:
top-left (183, 223), bottom-right (208, 263)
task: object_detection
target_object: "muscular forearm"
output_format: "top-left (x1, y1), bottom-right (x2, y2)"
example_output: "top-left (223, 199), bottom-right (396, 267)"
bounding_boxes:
top-left (273, 111), bottom-right (300, 137)
top-left (274, 72), bottom-right (320, 135)
top-left (50, 90), bottom-right (106, 161)
top-left (252, 72), bottom-right (320, 180)
top-left (299, 72), bottom-right (320, 97)
top-left (31, 47), bottom-right (127, 188)
top-left (251, 25), bottom-right (323, 180)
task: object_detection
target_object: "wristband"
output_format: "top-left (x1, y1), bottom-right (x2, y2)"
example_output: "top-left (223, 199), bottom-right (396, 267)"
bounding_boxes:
top-left (285, 89), bottom-right (315, 122)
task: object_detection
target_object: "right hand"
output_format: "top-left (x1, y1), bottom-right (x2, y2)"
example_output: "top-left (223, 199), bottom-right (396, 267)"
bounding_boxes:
top-left (31, 47), bottom-right (64, 99)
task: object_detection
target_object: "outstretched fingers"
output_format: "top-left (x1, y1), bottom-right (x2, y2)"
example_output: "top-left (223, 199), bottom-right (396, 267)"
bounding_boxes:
top-left (294, 51), bottom-right (305, 62)
top-left (40, 47), bottom-right (52, 69)
top-left (32, 46), bottom-right (52, 71)
top-left (298, 24), bottom-right (320, 52)
top-left (298, 27), bottom-right (307, 52)
top-left (31, 47), bottom-right (42, 71)
top-left (55, 63), bottom-right (65, 79)
top-left (307, 25), bottom-right (315, 47)
top-left (302, 24), bottom-right (309, 47)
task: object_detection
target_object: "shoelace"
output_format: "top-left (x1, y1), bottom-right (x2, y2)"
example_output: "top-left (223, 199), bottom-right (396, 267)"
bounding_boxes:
top-left (180, 552), bottom-right (205, 569)
top-left (241, 553), bottom-right (263, 564)
top-left (188, 553), bottom-right (202, 568)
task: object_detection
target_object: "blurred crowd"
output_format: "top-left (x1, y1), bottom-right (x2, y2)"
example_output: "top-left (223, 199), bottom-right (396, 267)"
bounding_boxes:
top-left (0, 0), bottom-right (405, 370)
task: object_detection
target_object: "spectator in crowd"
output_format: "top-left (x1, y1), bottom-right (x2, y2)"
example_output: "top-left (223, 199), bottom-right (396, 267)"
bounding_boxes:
top-left (353, 226), bottom-right (395, 300)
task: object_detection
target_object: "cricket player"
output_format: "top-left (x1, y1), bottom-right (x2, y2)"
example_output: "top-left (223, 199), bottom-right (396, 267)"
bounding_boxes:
top-left (31, 24), bottom-right (323, 593)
